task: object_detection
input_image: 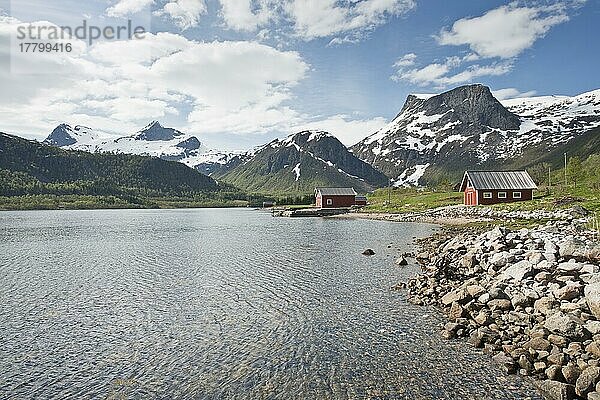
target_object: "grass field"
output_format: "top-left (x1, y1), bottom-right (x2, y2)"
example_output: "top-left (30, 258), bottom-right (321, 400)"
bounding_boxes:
top-left (364, 182), bottom-right (600, 214)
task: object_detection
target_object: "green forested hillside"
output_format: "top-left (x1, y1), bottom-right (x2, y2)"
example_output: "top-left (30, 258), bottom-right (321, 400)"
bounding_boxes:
top-left (0, 133), bottom-right (250, 209)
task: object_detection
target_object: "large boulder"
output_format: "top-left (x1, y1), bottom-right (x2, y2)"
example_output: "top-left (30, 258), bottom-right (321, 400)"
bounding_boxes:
top-left (585, 281), bottom-right (600, 319)
top-left (535, 380), bottom-right (575, 400)
top-left (501, 260), bottom-right (533, 282)
top-left (544, 311), bottom-right (586, 340)
top-left (441, 288), bottom-right (469, 306)
top-left (576, 367), bottom-right (600, 397)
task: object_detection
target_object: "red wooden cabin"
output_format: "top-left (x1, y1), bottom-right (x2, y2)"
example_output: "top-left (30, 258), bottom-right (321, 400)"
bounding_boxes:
top-left (459, 171), bottom-right (537, 206)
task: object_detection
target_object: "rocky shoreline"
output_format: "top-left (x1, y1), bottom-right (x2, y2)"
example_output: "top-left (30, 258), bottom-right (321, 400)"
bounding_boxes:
top-left (402, 215), bottom-right (600, 400)
top-left (337, 204), bottom-right (591, 226)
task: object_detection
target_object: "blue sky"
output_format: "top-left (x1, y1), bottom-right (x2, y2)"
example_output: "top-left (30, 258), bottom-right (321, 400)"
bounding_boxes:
top-left (0, 0), bottom-right (598, 151)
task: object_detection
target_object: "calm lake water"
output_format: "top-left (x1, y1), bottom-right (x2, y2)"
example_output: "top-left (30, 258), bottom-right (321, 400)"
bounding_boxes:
top-left (0, 208), bottom-right (541, 399)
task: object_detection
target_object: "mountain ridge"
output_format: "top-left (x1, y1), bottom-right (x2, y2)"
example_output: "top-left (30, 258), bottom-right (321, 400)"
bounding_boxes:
top-left (43, 121), bottom-right (236, 174)
top-left (351, 84), bottom-right (600, 186)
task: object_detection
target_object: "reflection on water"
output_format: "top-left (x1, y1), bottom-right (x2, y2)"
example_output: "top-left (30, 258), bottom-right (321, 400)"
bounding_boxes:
top-left (0, 209), bottom-right (540, 399)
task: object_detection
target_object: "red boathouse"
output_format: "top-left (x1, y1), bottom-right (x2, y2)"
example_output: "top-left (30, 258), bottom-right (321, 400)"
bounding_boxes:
top-left (315, 187), bottom-right (358, 208)
top-left (459, 171), bottom-right (537, 206)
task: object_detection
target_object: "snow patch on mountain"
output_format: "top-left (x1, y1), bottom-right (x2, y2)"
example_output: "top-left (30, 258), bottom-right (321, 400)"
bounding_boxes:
top-left (394, 163), bottom-right (430, 187)
top-left (292, 163), bottom-right (301, 181)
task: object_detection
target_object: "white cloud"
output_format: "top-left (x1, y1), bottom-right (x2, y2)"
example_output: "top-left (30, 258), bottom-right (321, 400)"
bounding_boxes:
top-left (393, 62), bottom-right (449, 85)
top-left (106, 0), bottom-right (154, 17)
top-left (156, 0), bottom-right (207, 30)
top-left (286, 0), bottom-right (415, 40)
top-left (394, 53), bottom-right (416, 67)
top-left (292, 114), bottom-right (387, 146)
top-left (393, 55), bottom-right (513, 87)
top-left (218, 0), bottom-right (276, 31)
top-left (439, 63), bottom-right (513, 86)
top-left (492, 88), bottom-right (537, 100)
top-left (437, 3), bottom-right (571, 59)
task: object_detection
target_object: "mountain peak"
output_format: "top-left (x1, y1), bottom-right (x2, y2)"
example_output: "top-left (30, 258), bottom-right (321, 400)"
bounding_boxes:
top-left (135, 121), bottom-right (185, 141)
top-left (143, 121), bottom-right (162, 130)
top-left (44, 123), bottom-right (76, 147)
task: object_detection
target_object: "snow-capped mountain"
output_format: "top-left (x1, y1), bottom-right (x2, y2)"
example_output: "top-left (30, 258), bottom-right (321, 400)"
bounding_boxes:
top-left (351, 84), bottom-right (600, 186)
top-left (44, 124), bottom-right (103, 148)
top-left (215, 130), bottom-right (389, 194)
top-left (43, 121), bottom-right (237, 174)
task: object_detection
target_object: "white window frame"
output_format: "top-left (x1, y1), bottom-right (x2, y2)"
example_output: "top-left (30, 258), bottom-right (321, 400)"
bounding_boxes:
top-left (482, 192), bottom-right (492, 199)
top-left (513, 191), bottom-right (522, 199)
top-left (326, 198), bottom-right (333, 206)
top-left (498, 192), bottom-right (507, 199)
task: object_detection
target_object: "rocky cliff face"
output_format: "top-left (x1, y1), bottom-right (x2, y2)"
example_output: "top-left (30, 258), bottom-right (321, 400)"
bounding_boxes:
top-left (351, 85), bottom-right (600, 186)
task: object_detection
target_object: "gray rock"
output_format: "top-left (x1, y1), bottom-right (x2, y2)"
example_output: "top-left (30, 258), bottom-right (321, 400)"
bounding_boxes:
top-left (529, 252), bottom-right (545, 265)
top-left (575, 366), bottom-right (600, 397)
top-left (546, 365), bottom-right (563, 381)
top-left (545, 241), bottom-right (558, 254)
top-left (395, 257), bottom-right (409, 266)
top-left (588, 391), bottom-right (600, 400)
top-left (492, 352), bottom-right (516, 374)
top-left (441, 288), bottom-right (469, 306)
top-left (547, 353), bottom-right (567, 366)
top-left (501, 260), bottom-right (533, 281)
top-left (586, 342), bottom-right (600, 358)
top-left (535, 380), bottom-right (575, 400)
top-left (474, 310), bottom-right (492, 325)
top-left (524, 337), bottom-right (552, 352)
top-left (585, 282), bottom-right (600, 319)
top-left (554, 282), bottom-right (582, 301)
top-left (558, 261), bottom-right (583, 274)
top-left (544, 311), bottom-right (586, 340)
top-left (490, 251), bottom-right (513, 267)
top-left (448, 302), bottom-right (466, 321)
top-left (562, 364), bottom-right (581, 384)
top-left (509, 291), bottom-right (530, 308)
top-left (559, 238), bottom-right (582, 258)
top-left (586, 321), bottom-right (600, 335)
top-left (534, 297), bottom-right (559, 315)
top-left (466, 284), bottom-right (485, 297)
top-left (487, 298), bottom-right (512, 311)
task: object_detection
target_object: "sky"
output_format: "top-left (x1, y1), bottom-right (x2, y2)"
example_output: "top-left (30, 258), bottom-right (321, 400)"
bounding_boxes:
top-left (0, 0), bottom-right (598, 151)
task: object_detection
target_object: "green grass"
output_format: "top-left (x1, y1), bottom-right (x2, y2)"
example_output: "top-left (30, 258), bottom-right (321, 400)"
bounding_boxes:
top-left (489, 184), bottom-right (600, 213)
top-left (364, 188), bottom-right (463, 213)
top-left (363, 182), bottom-right (600, 214)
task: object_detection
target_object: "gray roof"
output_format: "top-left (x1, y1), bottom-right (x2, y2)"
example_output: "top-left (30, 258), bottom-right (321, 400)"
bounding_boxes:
top-left (460, 171), bottom-right (537, 191)
top-left (315, 187), bottom-right (357, 196)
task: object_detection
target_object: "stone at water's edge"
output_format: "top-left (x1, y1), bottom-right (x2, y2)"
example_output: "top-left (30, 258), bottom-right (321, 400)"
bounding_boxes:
top-left (395, 256), bottom-right (409, 266)
top-left (535, 380), bottom-right (575, 400)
